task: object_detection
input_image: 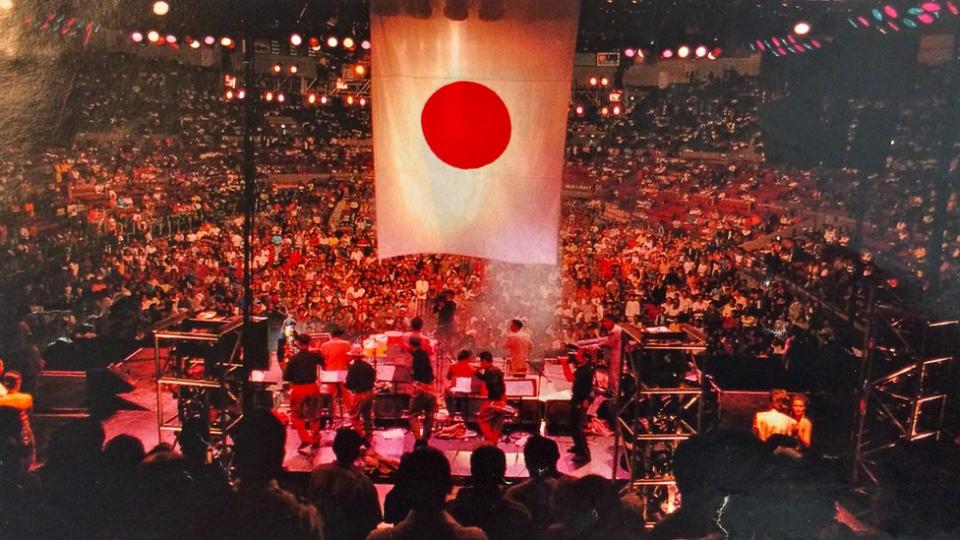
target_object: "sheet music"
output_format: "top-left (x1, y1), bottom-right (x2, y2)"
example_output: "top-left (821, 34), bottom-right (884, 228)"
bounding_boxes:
top-left (451, 377), bottom-right (473, 394)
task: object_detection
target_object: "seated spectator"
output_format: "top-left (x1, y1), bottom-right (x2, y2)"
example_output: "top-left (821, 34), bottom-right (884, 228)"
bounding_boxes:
top-left (546, 475), bottom-right (635, 540)
top-left (371, 446), bottom-right (486, 540)
top-left (308, 428), bottom-right (382, 540)
top-left (505, 435), bottom-right (567, 533)
top-left (752, 388), bottom-right (796, 442)
top-left (447, 444), bottom-right (532, 540)
top-left (222, 408), bottom-right (324, 540)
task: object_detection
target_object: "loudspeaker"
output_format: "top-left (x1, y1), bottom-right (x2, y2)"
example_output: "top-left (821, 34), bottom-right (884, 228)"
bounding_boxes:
top-left (511, 398), bottom-right (543, 427)
top-left (544, 399), bottom-right (571, 434)
top-left (374, 393), bottom-right (410, 421)
top-left (242, 317), bottom-right (270, 371)
top-left (35, 370), bottom-right (87, 413)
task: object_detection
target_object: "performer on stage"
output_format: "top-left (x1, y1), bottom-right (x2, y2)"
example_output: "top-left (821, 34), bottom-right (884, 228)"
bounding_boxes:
top-left (503, 319), bottom-right (533, 376)
top-left (474, 351), bottom-right (509, 445)
top-left (319, 327), bottom-right (352, 420)
top-left (402, 316), bottom-right (434, 357)
top-left (576, 314), bottom-right (624, 396)
top-left (432, 291), bottom-right (457, 344)
top-left (445, 349), bottom-right (477, 418)
top-left (345, 344), bottom-right (377, 445)
top-left (561, 349), bottom-right (593, 464)
top-left (283, 333), bottom-right (324, 453)
top-left (406, 337), bottom-right (437, 447)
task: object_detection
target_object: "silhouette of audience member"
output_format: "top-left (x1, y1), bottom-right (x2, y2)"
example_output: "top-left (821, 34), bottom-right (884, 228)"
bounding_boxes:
top-left (370, 446), bottom-right (487, 540)
top-left (309, 428), bottom-right (382, 540)
top-left (547, 475), bottom-right (634, 540)
top-left (0, 406), bottom-right (52, 538)
top-left (447, 444), bottom-right (533, 540)
top-left (506, 435), bottom-right (568, 533)
top-left (223, 408), bottom-right (324, 540)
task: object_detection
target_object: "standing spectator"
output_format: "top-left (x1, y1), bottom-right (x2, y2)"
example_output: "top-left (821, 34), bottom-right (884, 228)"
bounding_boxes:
top-left (308, 428), bottom-right (382, 540)
top-left (370, 447), bottom-right (486, 540)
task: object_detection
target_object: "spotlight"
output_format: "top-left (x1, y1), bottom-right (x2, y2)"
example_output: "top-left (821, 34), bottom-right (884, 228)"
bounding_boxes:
top-left (203, 35), bottom-right (215, 46)
top-left (237, 89), bottom-right (246, 99)
top-left (444, 0), bottom-right (469, 21)
top-left (309, 36), bottom-right (321, 49)
top-left (147, 30), bottom-right (160, 42)
top-left (307, 93), bottom-right (317, 104)
top-left (156, 37), bottom-right (167, 46)
top-left (661, 48), bottom-right (674, 59)
top-left (884, 5), bottom-right (899, 18)
top-left (677, 45), bottom-right (690, 58)
top-left (342, 37), bottom-right (354, 49)
top-left (361, 40), bottom-right (371, 50)
top-left (277, 93), bottom-right (285, 103)
top-left (694, 45), bottom-right (707, 58)
top-left (917, 13), bottom-right (935, 23)
top-left (600, 77), bottom-right (609, 86)
top-left (601, 106), bottom-right (609, 116)
top-left (612, 105), bottom-right (621, 115)
top-left (320, 95), bottom-right (329, 104)
top-left (793, 21), bottom-right (811, 35)
top-left (327, 36), bottom-right (338, 48)
top-left (265, 91), bottom-right (274, 102)
top-left (130, 31), bottom-right (144, 43)
top-left (289, 65), bottom-right (298, 74)
top-left (589, 76), bottom-right (598, 86)
top-left (189, 39), bottom-right (200, 49)
top-left (225, 89), bottom-right (234, 100)
top-left (479, 0), bottom-right (505, 21)
top-left (359, 97), bottom-right (367, 106)
top-left (273, 64), bottom-right (282, 73)
top-left (152, 1), bottom-right (169, 16)
top-left (290, 33), bottom-right (302, 46)
top-left (575, 105), bottom-right (584, 115)
top-left (949, 1), bottom-right (959, 15)
top-left (220, 36), bottom-right (233, 47)
top-left (165, 34), bottom-right (177, 43)
top-left (347, 96), bottom-right (355, 105)
top-left (355, 64), bottom-right (366, 76)
top-left (857, 16), bottom-right (870, 27)
top-left (707, 51), bottom-right (716, 60)
top-left (624, 48), bottom-right (636, 58)
top-left (0, 0), bottom-right (12, 10)
top-left (922, 2), bottom-right (942, 12)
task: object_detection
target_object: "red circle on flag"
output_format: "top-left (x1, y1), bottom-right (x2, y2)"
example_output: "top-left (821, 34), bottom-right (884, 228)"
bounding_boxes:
top-left (420, 81), bottom-right (511, 170)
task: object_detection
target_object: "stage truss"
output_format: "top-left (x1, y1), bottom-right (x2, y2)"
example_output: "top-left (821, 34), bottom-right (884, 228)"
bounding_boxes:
top-left (612, 324), bottom-right (713, 526)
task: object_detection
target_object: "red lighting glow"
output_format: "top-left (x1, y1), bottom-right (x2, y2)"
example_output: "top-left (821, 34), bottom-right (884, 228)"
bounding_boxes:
top-left (922, 2), bottom-right (942, 12)
top-left (884, 5), bottom-right (899, 18)
top-left (949, 1), bottom-right (959, 15)
top-left (661, 49), bottom-right (674, 59)
top-left (624, 48), bottom-right (636, 58)
top-left (309, 37), bottom-right (321, 49)
top-left (858, 16), bottom-right (871, 26)
top-left (917, 13), bottom-right (935, 23)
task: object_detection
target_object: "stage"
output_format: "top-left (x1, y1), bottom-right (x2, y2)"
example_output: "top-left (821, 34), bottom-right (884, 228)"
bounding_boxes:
top-left (88, 347), bottom-right (627, 480)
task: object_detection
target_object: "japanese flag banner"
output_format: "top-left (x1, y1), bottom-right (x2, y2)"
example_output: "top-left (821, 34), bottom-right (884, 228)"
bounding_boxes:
top-left (370, 0), bottom-right (580, 264)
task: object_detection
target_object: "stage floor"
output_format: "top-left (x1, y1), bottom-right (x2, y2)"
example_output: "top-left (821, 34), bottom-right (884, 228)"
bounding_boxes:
top-left (98, 348), bottom-right (626, 480)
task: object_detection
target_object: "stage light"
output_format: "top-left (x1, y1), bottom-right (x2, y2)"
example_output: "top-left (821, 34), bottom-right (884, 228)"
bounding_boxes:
top-left (857, 16), bottom-right (871, 26)
top-left (600, 106), bottom-right (609, 116)
top-left (903, 18), bottom-right (918, 27)
top-left (347, 95), bottom-right (355, 105)
top-left (361, 40), bottom-right (371, 50)
top-left (624, 48), bottom-right (636, 58)
top-left (309, 36), bottom-right (321, 49)
top-left (152, 1), bottom-right (169, 16)
top-left (289, 65), bottom-right (298, 74)
top-left (677, 45), bottom-right (690, 58)
top-left (189, 38), bottom-right (200, 49)
top-left (355, 64), bottom-right (366, 76)
top-left (756, 40), bottom-right (765, 51)
top-left (917, 13), bottom-right (935, 23)
top-left (203, 35), bottom-right (215, 46)
top-left (237, 89), bottom-right (246, 99)
top-left (165, 34), bottom-right (176, 43)
top-left (131, 31), bottom-right (144, 43)
top-left (272, 64), bottom-right (282, 73)
top-left (793, 21), bottom-right (811, 35)
top-left (156, 37), bottom-right (166, 46)
top-left (0, 0), bottom-right (12, 10)
top-left (359, 97), bottom-right (367, 106)
top-left (908, 7), bottom-right (924, 15)
top-left (343, 37), bottom-right (355, 49)
top-left (872, 8), bottom-right (884, 21)
top-left (612, 104), bottom-right (621, 115)
top-left (772, 37), bottom-right (781, 47)
top-left (589, 76), bottom-right (598, 86)
top-left (661, 48), bottom-right (674, 59)
top-left (811, 39), bottom-right (821, 48)
top-left (307, 93), bottom-right (317, 104)
top-left (949, 1), bottom-right (959, 15)
top-left (327, 36), bottom-right (338, 48)
top-left (787, 34), bottom-right (797, 44)
top-left (147, 30), bottom-right (160, 42)
top-left (884, 5), bottom-right (899, 18)
top-left (922, 2), bottom-right (942, 12)
top-left (694, 45), bottom-right (707, 58)
top-left (711, 47), bottom-right (722, 58)
top-left (575, 105), bottom-right (584, 115)
top-left (290, 33), bottom-right (302, 46)
top-left (320, 95), bottom-right (329, 104)
top-left (225, 89), bottom-right (234, 100)
top-left (848, 18), bottom-right (859, 28)
top-left (220, 36), bottom-right (233, 47)
top-left (600, 77), bottom-right (609, 86)
top-left (265, 91), bottom-right (274, 102)
top-left (277, 93), bottom-right (285, 103)
top-left (888, 21), bottom-right (901, 31)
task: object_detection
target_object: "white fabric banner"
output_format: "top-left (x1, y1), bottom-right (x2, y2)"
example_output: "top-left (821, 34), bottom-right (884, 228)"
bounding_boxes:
top-left (370, 0), bottom-right (580, 264)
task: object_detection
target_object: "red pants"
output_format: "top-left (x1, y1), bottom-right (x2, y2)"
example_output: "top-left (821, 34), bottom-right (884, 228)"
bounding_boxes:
top-left (289, 383), bottom-right (321, 445)
top-left (476, 400), bottom-right (507, 445)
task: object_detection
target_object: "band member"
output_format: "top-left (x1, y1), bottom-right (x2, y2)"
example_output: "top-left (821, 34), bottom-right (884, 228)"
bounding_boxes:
top-left (561, 349), bottom-right (593, 464)
top-left (283, 333), bottom-right (324, 453)
top-left (407, 337), bottom-right (437, 447)
top-left (752, 388), bottom-right (796, 443)
top-left (319, 327), bottom-right (353, 416)
top-left (402, 317), bottom-right (434, 357)
top-left (576, 314), bottom-right (624, 396)
top-left (432, 291), bottom-right (457, 343)
top-left (789, 393), bottom-right (812, 449)
top-left (345, 344), bottom-right (377, 444)
top-left (445, 349), bottom-right (477, 418)
top-left (474, 351), bottom-right (510, 445)
top-left (503, 319), bottom-right (533, 376)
